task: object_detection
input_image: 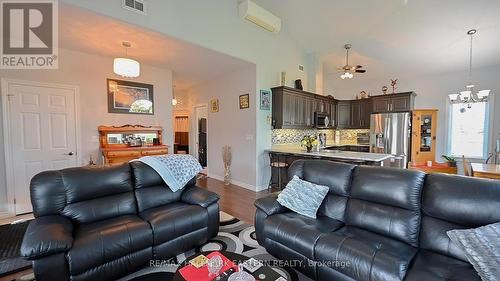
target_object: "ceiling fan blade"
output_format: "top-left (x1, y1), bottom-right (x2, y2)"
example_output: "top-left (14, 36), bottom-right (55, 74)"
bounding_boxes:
top-left (355, 65), bottom-right (363, 69)
top-left (355, 69), bottom-right (366, 73)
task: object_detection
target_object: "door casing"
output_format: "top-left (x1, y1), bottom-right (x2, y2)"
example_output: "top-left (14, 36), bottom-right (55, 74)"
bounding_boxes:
top-left (1, 78), bottom-right (82, 216)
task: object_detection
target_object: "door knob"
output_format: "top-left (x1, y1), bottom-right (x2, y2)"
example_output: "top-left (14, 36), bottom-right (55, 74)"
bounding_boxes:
top-left (67, 152), bottom-right (74, 156)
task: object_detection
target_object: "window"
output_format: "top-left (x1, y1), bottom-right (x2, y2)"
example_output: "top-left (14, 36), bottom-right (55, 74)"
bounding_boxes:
top-left (448, 101), bottom-right (489, 158)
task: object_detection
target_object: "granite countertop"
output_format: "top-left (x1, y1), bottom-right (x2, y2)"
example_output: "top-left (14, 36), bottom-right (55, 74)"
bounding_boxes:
top-left (268, 146), bottom-right (392, 162)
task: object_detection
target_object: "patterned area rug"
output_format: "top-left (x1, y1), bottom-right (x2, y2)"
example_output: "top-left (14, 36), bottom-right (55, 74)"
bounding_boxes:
top-left (0, 221), bottom-right (32, 277)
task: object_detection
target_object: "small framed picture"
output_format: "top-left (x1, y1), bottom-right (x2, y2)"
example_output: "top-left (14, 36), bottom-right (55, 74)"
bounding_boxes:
top-left (211, 99), bottom-right (219, 113)
top-left (107, 79), bottom-right (154, 115)
top-left (239, 94), bottom-right (250, 109)
top-left (259, 90), bottom-right (271, 110)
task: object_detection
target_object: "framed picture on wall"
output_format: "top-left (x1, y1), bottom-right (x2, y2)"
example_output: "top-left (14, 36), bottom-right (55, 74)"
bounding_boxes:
top-left (211, 99), bottom-right (219, 113)
top-left (239, 94), bottom-right (250, 109)
top-left (107, 79), bottom-right (154, 115)
top-left (259, 90), bottom-right (271, 110)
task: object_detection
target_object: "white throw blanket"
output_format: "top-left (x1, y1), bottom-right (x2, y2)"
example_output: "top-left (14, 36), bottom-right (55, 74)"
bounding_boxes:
top-left (133, 155), bottom-right (202, 192)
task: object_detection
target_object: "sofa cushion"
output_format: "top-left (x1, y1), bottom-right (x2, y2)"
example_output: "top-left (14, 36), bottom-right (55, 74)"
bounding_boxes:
top-left (131, 161), bottom-right (186, 212)
top-left (139, 202), bottom-right (208, 245)
top-left (315, 226), bottom-right (417, 281)
top-left (346, 166), bottom-right (425, 246)
top-left (404, 250), bottom-right (480, 281)
top-left (447, 222), bottom-right (500, 281)
top-left (263, 212), bottom-right (344, 260)
top-left (287, 160), bottom-right (355, 221)
top-left (277, 176), bottom-right (330, 219)
top-left (67, 215), bottom-right (152, 275)
top-left (420, 174), bottom-right (500, 261)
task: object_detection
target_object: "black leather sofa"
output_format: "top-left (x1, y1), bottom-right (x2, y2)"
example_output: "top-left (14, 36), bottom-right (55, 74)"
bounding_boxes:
top-left (255, 159), bottom-right (500, 281)
top-left (21, 162), bottom-right (220, 281)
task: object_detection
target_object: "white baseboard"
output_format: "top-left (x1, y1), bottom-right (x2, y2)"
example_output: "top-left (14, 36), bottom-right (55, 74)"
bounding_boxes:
top-left (0, 211), bottom-right (13, 220)
top-left (207, 173), bottom-right (259, 192)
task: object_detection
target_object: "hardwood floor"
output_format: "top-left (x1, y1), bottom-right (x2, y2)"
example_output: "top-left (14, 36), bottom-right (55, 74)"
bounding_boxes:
top-left (196, 176), bottom-right (279, 223)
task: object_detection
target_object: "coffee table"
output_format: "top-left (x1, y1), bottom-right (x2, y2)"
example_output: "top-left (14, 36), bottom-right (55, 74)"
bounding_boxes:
top-left (129, 251), bottom-right (298, 281)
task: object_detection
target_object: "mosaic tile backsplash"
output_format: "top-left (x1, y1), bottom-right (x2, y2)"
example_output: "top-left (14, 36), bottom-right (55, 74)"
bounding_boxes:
top-left (338, 129), bottom-right (370, 145)
top-left (272, 128), bottom-right (369, 145)
top-left (272, 129), bottom-right (335, 144)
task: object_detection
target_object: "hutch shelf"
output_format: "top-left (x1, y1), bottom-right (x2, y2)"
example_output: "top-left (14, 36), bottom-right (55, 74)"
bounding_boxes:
top-left (98, 124), bottom-right (168, 165)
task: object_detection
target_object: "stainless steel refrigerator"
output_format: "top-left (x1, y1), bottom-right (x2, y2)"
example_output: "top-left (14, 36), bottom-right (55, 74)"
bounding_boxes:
top-left (370, 112), bottom-right (411, 168)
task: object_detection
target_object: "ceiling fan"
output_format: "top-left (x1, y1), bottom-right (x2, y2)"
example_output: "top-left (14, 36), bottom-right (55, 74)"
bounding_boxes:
top-left (338, 44), bottom-right (366, 79)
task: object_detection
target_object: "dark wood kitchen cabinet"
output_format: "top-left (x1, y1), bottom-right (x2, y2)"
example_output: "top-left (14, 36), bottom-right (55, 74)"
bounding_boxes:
top-left (271, 86), bottom-right (335, 129)
top-left (272, 87), bottom-right (415, 129)
top-left (372, 92), bottom-right (415, 113)
top-left (351, 99), bottom-right (372, 129)
top-left (336, 100), bottom-right (351, 128)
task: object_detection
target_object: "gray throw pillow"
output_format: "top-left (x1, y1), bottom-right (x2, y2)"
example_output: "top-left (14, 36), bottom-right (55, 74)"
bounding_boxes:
top-left (447, 222), bottom-right (500, 281)
top-left (277, 175), bottom-right (330, 219)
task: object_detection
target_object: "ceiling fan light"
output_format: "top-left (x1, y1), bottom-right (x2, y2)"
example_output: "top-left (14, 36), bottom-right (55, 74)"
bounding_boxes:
top-left (113, 58), bottom-right (140, 78)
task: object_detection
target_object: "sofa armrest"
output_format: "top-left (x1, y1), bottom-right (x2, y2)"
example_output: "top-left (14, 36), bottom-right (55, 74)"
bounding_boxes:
top-left (255, 194), bottom-right (287, 216)
top-left (182, 186), bottom-right (220, 208)
top-left (21, 215), bottom-right (73, 260)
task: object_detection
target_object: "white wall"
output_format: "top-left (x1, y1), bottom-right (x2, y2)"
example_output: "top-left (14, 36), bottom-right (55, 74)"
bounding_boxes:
top-left (61, 0), bottom-right (309, 189)
top-left (0, 96), bottom-right (7, 213)
top-left (187, 66), bottom-right (257, 189)
top-left (0, 48), bottom-right (173, 213)
top-left (324, 65), bottom-right (500, 160)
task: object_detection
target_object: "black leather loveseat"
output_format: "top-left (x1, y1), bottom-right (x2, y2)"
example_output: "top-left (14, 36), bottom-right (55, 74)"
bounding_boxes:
top-left (21, 162), bottom-right (220, 281)
top-left (255, 159), bottom-right (500, 281)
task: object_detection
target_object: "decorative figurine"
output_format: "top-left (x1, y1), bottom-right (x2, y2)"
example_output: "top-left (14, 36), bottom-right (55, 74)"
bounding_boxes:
top-left (390, 79), bottom-right (398, 94)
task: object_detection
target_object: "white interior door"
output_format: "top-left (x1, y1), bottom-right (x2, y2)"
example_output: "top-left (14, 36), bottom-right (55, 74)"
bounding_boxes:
top-left (6, 81), bottom-right (78, 214)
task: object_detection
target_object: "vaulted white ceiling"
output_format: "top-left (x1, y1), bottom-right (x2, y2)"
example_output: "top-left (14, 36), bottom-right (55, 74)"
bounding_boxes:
top-left (59, 5), bottom-right (252, 91)
top-left (256, 0), bottom-right (500, 79)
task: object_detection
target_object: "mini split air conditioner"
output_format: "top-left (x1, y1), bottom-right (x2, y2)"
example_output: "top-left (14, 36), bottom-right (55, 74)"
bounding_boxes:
top-left (238, 0), bottom-right (282, 33)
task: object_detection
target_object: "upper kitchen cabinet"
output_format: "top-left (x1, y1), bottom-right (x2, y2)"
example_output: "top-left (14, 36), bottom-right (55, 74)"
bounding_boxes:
top-left (372, 92), bottom-right (416, 113)
top-left (271, 86), bottom-right (335, 129)
top-left (336, 100), bottom-right (351, 129)
top-left (350, 99), bottom-right (372, 129)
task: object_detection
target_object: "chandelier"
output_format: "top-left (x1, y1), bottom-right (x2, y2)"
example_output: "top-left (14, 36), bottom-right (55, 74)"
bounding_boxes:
top-left (448, 29), bottom-right (490, 108)
top-left (113, 42), bottom-right (140, 78)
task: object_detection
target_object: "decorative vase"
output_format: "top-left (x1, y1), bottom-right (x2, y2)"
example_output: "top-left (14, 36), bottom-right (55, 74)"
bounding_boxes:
top-left (306, 146), bottom-right (312, 153)
top-left (224, 166), bottom-right (231, 185)
top-left (222, 145), bottom-right (232, 186)
top-left (295, 79), bottom-right (303, 90)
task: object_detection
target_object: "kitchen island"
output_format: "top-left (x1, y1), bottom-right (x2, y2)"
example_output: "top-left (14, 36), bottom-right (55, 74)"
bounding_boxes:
top-left (267, 146), bottom-right (394, 188)
top-left (268, 146), bottom-right (392, 165)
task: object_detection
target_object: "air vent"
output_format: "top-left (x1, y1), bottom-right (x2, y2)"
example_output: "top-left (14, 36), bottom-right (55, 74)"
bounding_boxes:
top-left (122, 0), bottom-right (146, 15)
top-left (298, 64), bottom-right (304, 72)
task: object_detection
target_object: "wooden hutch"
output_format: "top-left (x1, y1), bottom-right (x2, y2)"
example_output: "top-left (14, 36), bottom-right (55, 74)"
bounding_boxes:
top-left (411, 109), bottom-right (438, 165)
top-left (99, 125), bottom-right (168, 165)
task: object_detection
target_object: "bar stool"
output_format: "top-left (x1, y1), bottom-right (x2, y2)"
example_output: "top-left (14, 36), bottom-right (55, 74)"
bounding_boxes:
top-left (268, 152), bottom-right (289, 190)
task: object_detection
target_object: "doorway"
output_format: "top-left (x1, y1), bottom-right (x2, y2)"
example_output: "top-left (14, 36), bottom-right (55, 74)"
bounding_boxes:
top-left (194, 105), bottom-right (208, 170)
top-left (1, 79), bottom-right (80, 215)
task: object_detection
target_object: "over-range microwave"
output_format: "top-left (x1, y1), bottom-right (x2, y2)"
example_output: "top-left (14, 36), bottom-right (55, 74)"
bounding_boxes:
top-left (314, 112), bottom-right (331, 128)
